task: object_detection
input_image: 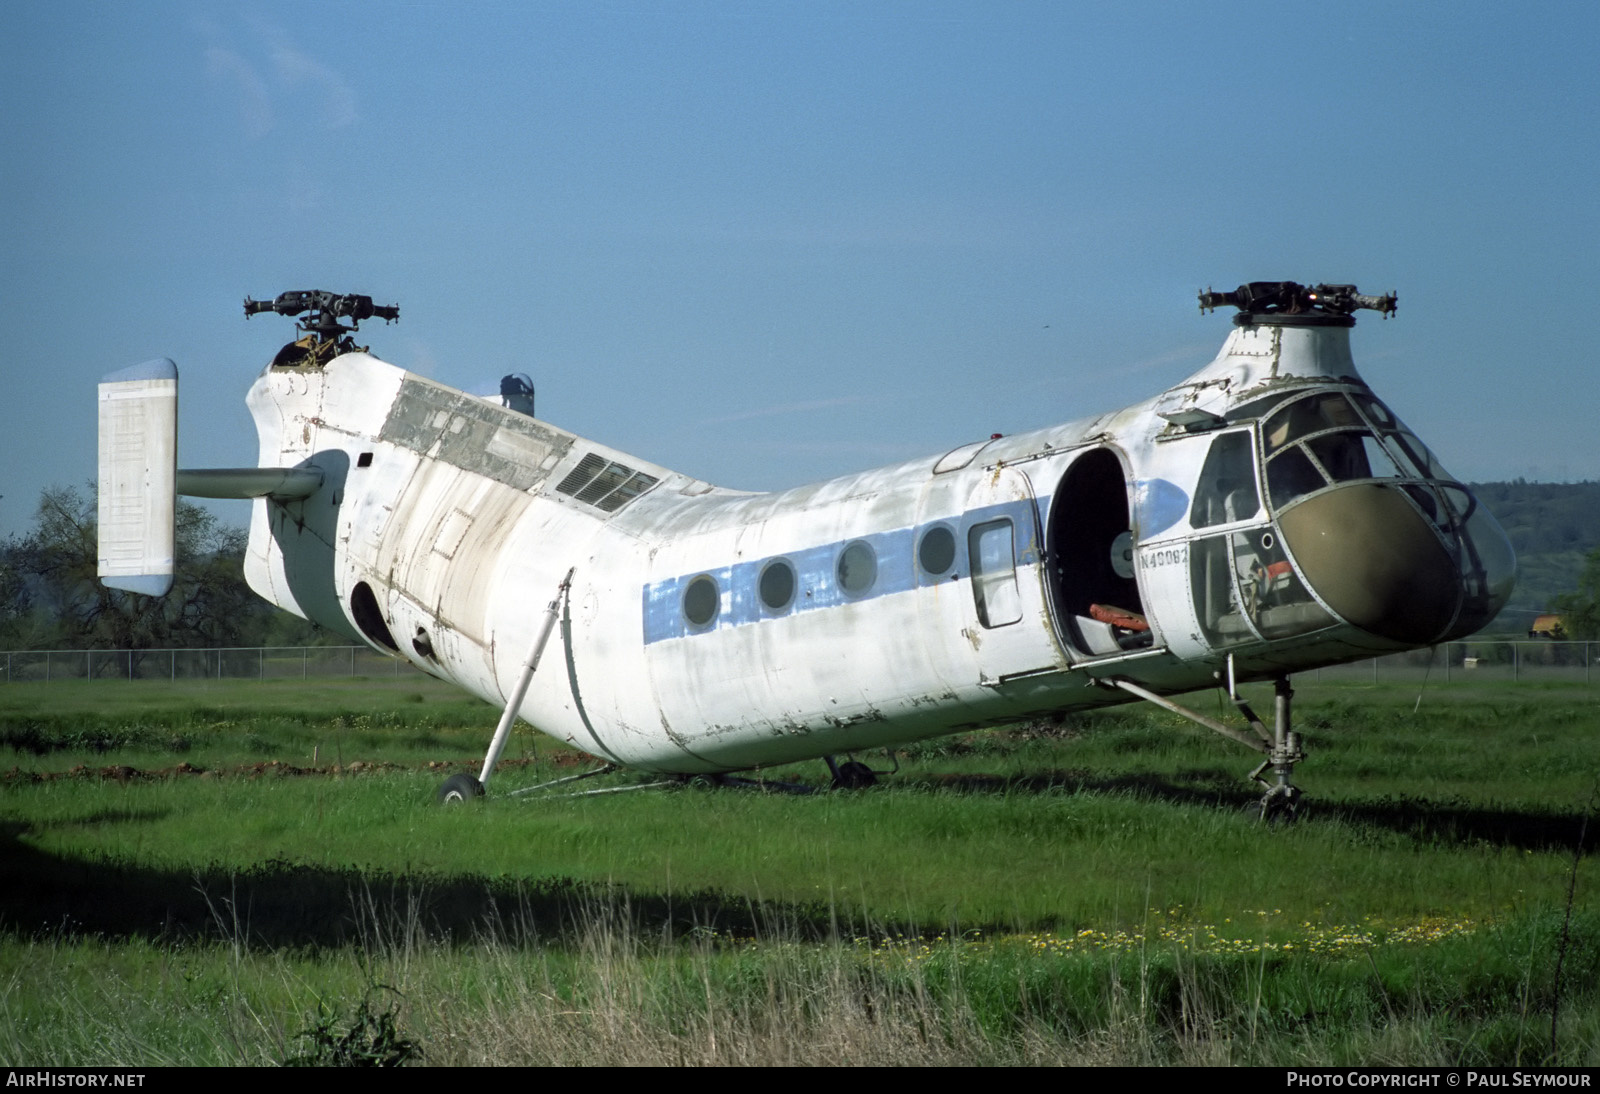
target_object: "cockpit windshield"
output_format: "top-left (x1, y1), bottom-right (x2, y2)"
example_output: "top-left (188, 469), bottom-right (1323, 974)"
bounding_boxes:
top-left (1262, 391), bottom-right (1450, 511)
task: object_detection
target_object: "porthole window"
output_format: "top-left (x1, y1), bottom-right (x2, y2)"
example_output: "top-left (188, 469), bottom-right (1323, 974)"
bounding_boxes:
top-left (917, 525), bottom-right (957, 576)
top-left (837, 540), bottom-right (878, 595)
top-left (759, 559), bottom-right (796, 612)
top-left (682, 574), bottom-right (719, 627)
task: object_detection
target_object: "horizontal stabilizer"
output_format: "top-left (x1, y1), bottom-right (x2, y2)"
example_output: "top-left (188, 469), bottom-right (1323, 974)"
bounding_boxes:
top-left (98, 359), bottom-right (177, 596)
top-left (177, 467), bottom-right (323, 499)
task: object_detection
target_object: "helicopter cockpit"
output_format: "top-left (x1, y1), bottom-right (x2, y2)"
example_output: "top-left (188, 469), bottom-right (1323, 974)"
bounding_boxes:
top-left (1188, 383), bottom-right (1514, 652)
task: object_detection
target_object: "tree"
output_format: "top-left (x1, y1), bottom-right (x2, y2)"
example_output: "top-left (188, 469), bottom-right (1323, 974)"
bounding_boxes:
top-left (1550, 546), bottom-right (1600, 641)
top-left (1, 484), bottom-right (316, 650)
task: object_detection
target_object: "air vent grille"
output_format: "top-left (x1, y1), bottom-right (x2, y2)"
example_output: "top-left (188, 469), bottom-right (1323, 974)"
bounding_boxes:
top-left (555, 452), bottom-right (659, 513)
top-left (554, 453), bottom-right (608, 495)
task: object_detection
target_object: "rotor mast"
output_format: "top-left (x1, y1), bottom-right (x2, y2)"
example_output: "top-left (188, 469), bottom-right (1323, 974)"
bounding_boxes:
top-left (1199, 281), bottom-right (1396, 326)
top-left (244, 290), bottom-right (400, 367)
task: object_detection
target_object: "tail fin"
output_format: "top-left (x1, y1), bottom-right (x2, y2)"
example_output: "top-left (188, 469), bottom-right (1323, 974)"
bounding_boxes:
top-left (97, 359), bottom-right (177, 595)
top-left (97, 359), bottom-right (326, 597)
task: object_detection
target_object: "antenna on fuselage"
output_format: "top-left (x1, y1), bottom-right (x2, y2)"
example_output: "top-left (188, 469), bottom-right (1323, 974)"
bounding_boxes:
top-left (500, 373), bottom-right (536, 417)
top-left (244, 290), bottom-right (400, 367)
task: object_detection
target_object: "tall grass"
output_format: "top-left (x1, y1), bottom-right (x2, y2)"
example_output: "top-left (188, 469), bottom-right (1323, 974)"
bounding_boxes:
top-left (2, 676), bottom-right (1596, 1065)
top-left (4, 889), bottom-right (1595, 1066)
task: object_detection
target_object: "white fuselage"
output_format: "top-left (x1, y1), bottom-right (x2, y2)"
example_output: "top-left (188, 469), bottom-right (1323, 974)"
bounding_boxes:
top-left (240, 319), bottom-right (1514, 773)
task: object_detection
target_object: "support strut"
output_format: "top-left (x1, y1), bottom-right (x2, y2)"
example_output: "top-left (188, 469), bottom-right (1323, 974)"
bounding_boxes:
top-left (438, 568), bottom-right (574, 803)
top-left (478, 567), bottom-right (575, 789)
top-left (1108, 667), bottom-right (1306, 821)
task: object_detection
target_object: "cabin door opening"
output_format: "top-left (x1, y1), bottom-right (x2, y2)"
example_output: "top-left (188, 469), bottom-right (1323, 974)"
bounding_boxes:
top-left (1046, 448), bottom-right (1155, 658)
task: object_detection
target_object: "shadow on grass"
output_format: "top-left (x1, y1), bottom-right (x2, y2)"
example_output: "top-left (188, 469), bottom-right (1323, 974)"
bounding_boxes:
top-left (2, 774), bottom-right (1590, 951)
top-left (906, 770), bottom-right (1599, 854)
top-left (0, 819), bottom-right (852, 950)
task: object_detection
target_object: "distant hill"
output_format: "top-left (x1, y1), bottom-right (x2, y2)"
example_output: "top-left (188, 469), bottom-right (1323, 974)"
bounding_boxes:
top-left (1467, 481), bottom-right (1600, 634)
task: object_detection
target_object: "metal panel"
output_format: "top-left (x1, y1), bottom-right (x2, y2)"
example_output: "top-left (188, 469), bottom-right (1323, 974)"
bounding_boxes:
top-left (97, 359), bottom-right (177, 595)
top-left (379, 377), bottom-right (572, 491)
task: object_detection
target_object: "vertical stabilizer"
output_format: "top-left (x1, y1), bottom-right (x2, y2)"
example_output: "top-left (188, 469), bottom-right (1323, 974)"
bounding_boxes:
top-left (97, 359), bottom-right (177, 595)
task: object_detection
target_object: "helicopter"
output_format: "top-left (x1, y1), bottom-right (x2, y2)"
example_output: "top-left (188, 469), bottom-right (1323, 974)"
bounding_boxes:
top-left (98, 282), bottom-right (1516, 817)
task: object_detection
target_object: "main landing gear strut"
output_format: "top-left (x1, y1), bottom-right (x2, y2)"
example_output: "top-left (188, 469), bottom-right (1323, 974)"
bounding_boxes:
top-left (1108, 668), bottom-right (1304, 822)
top-left (438, 568), bottom-right (573, 804)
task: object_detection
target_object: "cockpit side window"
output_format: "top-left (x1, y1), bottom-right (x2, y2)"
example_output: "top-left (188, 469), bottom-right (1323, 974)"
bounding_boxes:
top-left (1190, 528), bottom-right (1336, 646)
top-left (1190, 430), bottom-right (1261, 529)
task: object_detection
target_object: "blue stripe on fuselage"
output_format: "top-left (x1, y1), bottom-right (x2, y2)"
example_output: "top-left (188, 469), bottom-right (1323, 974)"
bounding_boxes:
top-left (641, 496), bottom-right (1046, 644)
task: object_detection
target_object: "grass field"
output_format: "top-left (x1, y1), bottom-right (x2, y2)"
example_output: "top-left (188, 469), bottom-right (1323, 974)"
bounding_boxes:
top-left (1, 674), bottom-right (1596, 1065)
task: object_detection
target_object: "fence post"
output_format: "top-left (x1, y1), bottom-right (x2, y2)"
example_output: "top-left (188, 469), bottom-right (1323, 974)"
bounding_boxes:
top-left (259, 647), bottom-right (264, 680)
top-left (303, 647), bottom-right (307, 681)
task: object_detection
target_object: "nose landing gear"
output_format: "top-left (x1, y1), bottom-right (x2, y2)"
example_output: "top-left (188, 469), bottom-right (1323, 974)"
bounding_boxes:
top-left (1243, 677), bottom-right (1304, 823)
top-left (1108, 669), bottom-right (1306, 822)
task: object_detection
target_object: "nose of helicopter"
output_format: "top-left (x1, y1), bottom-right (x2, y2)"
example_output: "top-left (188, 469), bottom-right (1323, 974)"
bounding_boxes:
top-left (1276, 483), bottom-right (1515, 645)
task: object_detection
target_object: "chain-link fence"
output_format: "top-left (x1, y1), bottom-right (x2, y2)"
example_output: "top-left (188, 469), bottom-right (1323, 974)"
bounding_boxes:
top-left (0, 646), bottom-right (424, 683)
top-left (1, 641), bottom-right (1595, 686)
top-left (1303, 640), bottom-right (1598, 685)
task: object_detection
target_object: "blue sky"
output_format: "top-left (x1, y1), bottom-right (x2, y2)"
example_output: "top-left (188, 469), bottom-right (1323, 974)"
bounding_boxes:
top-left (3, 1), bottom-right (1595, 539)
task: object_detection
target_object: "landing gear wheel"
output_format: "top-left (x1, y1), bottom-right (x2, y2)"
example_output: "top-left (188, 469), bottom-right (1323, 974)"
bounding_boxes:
top-left (832, 761), bottom-right (877, 790)
top-left (437, 773), bottom-right (485, 804)
top-left (1258, 784), bottom-right (1301, 824)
